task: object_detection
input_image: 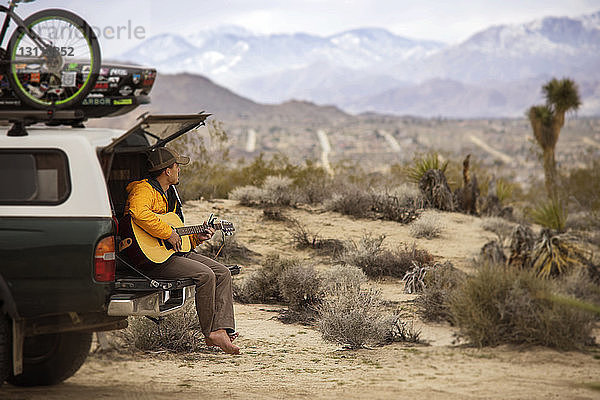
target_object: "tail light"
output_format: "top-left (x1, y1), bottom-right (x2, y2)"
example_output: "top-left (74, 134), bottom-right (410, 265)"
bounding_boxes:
top-left (94, 236), bottom-right (116, 282)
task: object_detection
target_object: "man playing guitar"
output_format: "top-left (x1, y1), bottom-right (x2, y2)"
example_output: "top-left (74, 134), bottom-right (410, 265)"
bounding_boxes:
top-left (124, 146), bottom-right (240, 355)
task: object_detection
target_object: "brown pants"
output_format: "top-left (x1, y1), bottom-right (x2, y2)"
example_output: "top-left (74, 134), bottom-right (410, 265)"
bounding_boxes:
top-left (146, 252), bottom-right (235, 337)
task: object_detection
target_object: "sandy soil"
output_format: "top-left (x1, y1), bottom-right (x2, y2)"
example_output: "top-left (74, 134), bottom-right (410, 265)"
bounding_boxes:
top-left (3, 199), bottom-right (600, 399)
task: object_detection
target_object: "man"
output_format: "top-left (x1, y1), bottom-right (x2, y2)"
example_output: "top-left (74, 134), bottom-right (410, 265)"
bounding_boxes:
top-left (125, 146), bottom-right (239, 355)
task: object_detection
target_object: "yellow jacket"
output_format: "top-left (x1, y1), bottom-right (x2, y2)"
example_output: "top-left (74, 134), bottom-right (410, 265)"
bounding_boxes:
top-left (125, 179), bottom-right (201, 248)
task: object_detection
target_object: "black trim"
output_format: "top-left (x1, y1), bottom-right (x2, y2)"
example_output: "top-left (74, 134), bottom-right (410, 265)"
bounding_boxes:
top-left (0, 148), bottom-right (71, 206)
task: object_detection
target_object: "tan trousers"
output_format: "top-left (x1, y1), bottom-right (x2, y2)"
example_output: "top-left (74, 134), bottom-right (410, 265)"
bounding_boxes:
top-left (146, 252), bottom-right (235, 337)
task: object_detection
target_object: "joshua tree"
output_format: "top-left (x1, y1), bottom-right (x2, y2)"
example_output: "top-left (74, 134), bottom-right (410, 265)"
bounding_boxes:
top-left (528, 78), bottom-right (581, 199)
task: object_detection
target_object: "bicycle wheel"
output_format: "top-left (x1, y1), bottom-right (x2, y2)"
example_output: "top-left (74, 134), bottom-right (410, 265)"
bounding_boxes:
top-left (6, 9), bottom-right (101, 110)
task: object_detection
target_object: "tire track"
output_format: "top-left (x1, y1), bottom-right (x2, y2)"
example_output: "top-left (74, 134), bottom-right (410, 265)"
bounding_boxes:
top-left (317, 129), bottom-right (334, 175)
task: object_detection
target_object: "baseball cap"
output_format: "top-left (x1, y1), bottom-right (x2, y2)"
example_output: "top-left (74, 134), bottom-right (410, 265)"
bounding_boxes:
top-left (147, 147), bottom-right (190, 172)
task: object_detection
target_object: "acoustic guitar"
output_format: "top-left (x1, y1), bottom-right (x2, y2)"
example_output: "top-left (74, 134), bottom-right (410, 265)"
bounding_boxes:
top-left (119, 212), bottom-right (235, 264)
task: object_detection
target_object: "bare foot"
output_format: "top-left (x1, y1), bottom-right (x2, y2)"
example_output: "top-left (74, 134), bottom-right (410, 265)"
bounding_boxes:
top-left (205, 329), bottom-right (240, 354)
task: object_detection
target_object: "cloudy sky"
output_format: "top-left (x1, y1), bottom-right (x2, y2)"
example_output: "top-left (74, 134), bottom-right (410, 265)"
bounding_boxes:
top-left (14, 0), bottom-right (600, 56)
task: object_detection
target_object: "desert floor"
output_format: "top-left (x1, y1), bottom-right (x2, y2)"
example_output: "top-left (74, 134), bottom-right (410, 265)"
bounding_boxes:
top-left (4, 199), bottom-right (600, 399)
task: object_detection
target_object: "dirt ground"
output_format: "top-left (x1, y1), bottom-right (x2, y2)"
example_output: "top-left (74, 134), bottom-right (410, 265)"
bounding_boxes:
top-left (3, 199), bottom-right (600, 399)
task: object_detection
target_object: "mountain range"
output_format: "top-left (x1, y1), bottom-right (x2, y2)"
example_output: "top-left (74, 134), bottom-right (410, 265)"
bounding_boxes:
top-left (116, 11), bottom-right (600, 118)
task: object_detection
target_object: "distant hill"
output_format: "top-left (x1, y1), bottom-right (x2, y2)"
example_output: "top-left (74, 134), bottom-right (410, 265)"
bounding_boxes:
top-left (89, 73), bottom-right (353, 129)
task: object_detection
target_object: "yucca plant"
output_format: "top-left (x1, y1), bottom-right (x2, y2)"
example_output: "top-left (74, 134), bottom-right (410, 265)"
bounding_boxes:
top-left (531, 230), bottom-right (593, 279)
top-left (530, 197), bottom-right (568, 232)
top-left (406, 153), bottom-right (448, 183)
top-left (495, 178), bottom-right (514, 204)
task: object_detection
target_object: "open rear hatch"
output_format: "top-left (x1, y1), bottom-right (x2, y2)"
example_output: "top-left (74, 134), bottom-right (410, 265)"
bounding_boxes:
top-left (100, 114), bottom-right (222, 317)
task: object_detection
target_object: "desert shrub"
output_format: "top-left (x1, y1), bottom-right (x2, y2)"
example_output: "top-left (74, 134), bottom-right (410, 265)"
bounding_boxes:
top-left (409, 211), bottom-right (444, 239)
top-left (261, 175), bottom-right (295, 206)
top-left (371, 188), bottom-right (421, 223)
top-left (320, 265), bottom-right (367, 294)
top-left (480, 217), bottom-right (514, 244)
top-left (562, 158), bottom-right (600, 215)
top-left (115, 303), bottom-right (204, 352)
top-left (288, 218), bottom-right (346, 257)
top-left (342, 234), bottom-right (434, 278)
top-left (234, 254), bottom-right (300, 303)
top-left (557, 267), bottom-right (600, 306)
top-left (318, 287), bottom-right (392, 348)
top-left (197, 233), bottom-right (258, 264)
top-left (229, 185), bottom-right (265, 206)
top-left (292, 160), bottom-right (334, 204)
top-left (324, 185), bottom-right (374, 218)
top-left (341, 234), bottom-right (433, 278)
top-left (278, 264), bottom-right (323, 322)
top-left (416, 262), bottom-right (465, 322)
top-left (529, 198), bottom-right (567, 232)
top-left (262, 207), bottom-right (289, 221)
top-left (406, 152), bottom-right (448, 183)
top-left (450, 264), bottom-right (595, 349)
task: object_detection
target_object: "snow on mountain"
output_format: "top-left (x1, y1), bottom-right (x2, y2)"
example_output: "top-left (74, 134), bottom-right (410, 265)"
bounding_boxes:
top-left (117, 27), bottom-right (445, 86)
top-left (116, 10), bottom-right (600, 117)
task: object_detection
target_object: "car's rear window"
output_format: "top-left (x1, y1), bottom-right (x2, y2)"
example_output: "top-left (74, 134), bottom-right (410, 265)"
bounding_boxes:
top-left (0, 149), bottom-right (70, 205)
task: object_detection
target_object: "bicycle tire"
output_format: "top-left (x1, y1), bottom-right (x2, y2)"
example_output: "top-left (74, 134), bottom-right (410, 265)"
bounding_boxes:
top-left (6, 9), bottom-right (101, 110)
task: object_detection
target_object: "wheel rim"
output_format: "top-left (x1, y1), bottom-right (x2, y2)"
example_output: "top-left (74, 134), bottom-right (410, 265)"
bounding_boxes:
top-left (22, 334), bottom-right (60, 364)
top-left (10, 16), bottom-right (96, 106)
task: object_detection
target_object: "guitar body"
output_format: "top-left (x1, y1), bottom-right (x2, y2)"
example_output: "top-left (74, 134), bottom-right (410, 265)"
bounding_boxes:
top-left (120, 212), bottom-right (191, 265)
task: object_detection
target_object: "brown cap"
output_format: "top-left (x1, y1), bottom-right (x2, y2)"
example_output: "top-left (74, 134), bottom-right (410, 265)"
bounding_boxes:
top-left (147, 147), bottom-right (190, 172)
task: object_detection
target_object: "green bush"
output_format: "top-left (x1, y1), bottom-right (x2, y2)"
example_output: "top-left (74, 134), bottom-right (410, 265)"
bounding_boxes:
top-left (450, 265), bottom-right (595, 349)
top-left (529, 198), bottom-right (567, 232)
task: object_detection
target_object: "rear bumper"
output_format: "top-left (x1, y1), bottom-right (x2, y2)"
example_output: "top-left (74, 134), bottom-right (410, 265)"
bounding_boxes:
top-left (107, 285), bottom-right (195, 317)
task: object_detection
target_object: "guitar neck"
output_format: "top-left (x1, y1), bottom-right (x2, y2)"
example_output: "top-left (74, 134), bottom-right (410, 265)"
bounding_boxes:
top-left (175, 222), bottom-right (223, 237)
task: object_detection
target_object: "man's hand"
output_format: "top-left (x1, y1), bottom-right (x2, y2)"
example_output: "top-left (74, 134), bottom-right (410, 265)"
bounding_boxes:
top-left (195, 226), bottom-right (215, 242)
top-left (167, 230), bottom-right (182, 252)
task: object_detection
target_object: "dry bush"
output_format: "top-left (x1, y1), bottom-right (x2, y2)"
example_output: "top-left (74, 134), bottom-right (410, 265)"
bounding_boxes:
top-left (262, 207), bottom-right (289, 221)
top-left (198, 233), bottom-right (258, 264)
top-left (229, 185), bottom-right (264, 206)
top-left (371, 189), bottom-right (421, 224)
top-left (114, 303), bottom-right (204, 352)
top-left (320, 265), bottom-right (367, 294)
top-left (277, 264), bottom-right (323, 323)
top-left (341, 234), bottom-right (434, 278)
top-left (229, 176), bottom-right (296, 207)
top-left (480, 217), bottom-right (514, 244)
top-left (261, 175), bottom-right (295, 206)
top-left (409, 212), bottom-right (444, 239)
top-left (318, 287), bottom-right (393, 348)
top-left (288, 218), bottom-right (346, 257)
top-left (556, 267), bottom-right (600, 306)
top-left (416, 262), bottom-right (465, 322)
top-left (234, 254), bottom-right (299, 303)
top-left (450, 264), bottom-right (596, 349)
top-left (324, 185), bottom-right (374, 218)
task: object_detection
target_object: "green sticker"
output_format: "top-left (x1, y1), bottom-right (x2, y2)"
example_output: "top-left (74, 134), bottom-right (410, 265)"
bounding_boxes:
top-left (113, 98), bottom-right (133, 105)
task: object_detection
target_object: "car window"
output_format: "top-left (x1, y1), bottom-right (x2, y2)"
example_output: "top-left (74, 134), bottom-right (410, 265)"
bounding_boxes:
top-left (0, 149), bottom-right (70, 205)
